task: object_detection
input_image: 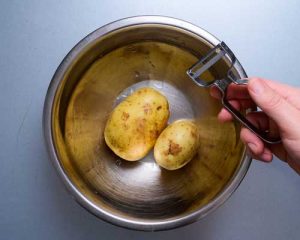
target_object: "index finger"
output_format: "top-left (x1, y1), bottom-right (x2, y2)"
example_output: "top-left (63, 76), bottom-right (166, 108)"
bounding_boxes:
top-left (210, 77), bottom-right (298, 101)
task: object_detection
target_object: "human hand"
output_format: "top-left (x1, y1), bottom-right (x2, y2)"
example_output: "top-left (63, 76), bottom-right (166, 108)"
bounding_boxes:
top-left (210, 78), bottom-right (300, 174)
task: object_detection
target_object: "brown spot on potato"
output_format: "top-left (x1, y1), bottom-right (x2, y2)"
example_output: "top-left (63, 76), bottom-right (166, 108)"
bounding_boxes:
top-left (164, 140), bottom-right (182, 156)
top-left (150, 129), bottom-right (160, 139)
top-left (121, 112), bottom-right (130, 121)
top-left (156, 105), bottom-right (162, 111)
top-left (191, 130), bottom-right (197, 138)
top-left (123, 123), bottom-right (129, 130)
top-left (136, 118), bottom-right (146, 133)
top-left (143, 103), bottom-right (152, 114)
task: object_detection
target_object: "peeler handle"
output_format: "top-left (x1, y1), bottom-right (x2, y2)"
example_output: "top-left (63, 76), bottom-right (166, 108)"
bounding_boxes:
top-left (214, 79), bottom-right (281, 144)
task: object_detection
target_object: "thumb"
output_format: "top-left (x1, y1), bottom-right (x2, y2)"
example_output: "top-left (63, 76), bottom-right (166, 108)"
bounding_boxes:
top-left (248, 78), bottom-right (299, 133)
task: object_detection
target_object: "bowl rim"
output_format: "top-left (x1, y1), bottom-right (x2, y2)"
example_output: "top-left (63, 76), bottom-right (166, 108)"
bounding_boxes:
top-left (43, 15), bottom-right (251, 231)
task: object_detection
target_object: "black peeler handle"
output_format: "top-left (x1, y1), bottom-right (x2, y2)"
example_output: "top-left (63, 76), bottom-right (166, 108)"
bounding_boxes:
top-left (214, 78), bottom-right (281, 144)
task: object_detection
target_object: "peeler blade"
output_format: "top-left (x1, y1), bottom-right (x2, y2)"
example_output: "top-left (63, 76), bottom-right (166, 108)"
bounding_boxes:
top-left (187, 42), bottom-right (237, 88)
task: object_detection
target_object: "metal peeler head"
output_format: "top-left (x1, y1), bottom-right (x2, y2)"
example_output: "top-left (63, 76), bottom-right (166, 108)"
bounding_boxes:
top-left (187, 41), bottom-right (238, 88)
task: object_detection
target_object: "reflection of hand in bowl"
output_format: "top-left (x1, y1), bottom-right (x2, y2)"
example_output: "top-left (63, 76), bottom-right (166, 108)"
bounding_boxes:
top-left (43, 16), bottom-right (251, 231)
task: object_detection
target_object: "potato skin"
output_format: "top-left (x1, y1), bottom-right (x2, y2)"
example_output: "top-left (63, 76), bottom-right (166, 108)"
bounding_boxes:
top-left (154, 119), bottom-right (199, 170)
top-left (104, 87), bottom-right (169, 161)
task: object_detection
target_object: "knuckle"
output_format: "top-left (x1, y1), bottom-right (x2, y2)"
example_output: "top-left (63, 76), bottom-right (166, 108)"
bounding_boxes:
top-left (266, 93), bottom-right (283, 109)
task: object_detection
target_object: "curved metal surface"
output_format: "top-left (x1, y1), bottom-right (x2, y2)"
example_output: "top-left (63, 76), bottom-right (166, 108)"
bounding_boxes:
top-left (43, 16), bottom-right (251, 231)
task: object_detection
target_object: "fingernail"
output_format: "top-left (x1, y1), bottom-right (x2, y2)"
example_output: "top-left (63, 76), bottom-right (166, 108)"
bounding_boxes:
top-left (262, 152), bottom-right (273, 162)
top-left (251, 78), bottom-right (265, 95)
top-left (247, 142), bottom-right (257, 153)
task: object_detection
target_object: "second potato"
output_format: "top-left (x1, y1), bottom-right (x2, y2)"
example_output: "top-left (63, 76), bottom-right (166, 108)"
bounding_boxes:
top-left (154, 119), bottom-right (200, 170)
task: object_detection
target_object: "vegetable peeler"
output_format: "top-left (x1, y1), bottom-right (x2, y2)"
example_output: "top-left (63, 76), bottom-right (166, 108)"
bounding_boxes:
top-left (187, 41), bottom-right (281, 144)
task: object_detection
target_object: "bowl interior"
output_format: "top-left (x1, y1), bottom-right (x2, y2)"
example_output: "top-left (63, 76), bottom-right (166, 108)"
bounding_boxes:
top-left (51, 24), bottom-right (246, 224)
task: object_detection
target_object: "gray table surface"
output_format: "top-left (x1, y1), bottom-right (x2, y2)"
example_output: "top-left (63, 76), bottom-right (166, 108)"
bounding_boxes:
top-left (1, 0), bottom-right (300, 239)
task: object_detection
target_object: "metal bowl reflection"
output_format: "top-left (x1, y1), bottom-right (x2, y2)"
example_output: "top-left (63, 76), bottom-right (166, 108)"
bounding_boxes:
top-left (43, 16), bottom-right (251, 231)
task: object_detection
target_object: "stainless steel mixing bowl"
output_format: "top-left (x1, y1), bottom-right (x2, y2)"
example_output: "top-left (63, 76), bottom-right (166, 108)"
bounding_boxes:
top-left (43, 16), bottom-right (251, 231)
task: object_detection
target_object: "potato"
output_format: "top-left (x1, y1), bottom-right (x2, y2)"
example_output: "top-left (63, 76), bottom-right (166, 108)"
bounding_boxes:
top-left (104, 87), bottom-right (169, 161)
top-left (154, 119), bottom-right (199, 170)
